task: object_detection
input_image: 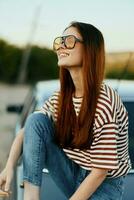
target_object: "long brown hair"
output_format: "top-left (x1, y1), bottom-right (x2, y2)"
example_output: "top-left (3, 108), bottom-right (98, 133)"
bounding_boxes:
top-left (55, 21), bottom-right (105, 149)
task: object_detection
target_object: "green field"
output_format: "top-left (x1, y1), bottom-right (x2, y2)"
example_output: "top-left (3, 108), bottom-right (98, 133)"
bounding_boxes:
top-left (105, 52), bottom-right (134, 79)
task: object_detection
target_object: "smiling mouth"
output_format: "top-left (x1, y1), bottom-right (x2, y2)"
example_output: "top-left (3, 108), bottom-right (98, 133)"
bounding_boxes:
top-left (58, 53), bottom-right (69, 58)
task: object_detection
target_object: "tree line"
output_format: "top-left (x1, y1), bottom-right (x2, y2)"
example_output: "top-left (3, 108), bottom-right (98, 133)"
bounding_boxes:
top-left (0, 39), bottom-right (59, 84)
top-left (0, 39), bottom-right (134, 84)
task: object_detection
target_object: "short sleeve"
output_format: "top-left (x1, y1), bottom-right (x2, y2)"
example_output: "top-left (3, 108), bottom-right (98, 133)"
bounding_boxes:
top-left (34, 95), bottom-right (56, 120)
top-left (90, 122), bottom-right (119, 170)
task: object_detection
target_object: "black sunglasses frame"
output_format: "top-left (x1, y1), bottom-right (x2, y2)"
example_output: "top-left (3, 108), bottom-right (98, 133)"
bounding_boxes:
top-left (53, 35), bottom-right (83, 51)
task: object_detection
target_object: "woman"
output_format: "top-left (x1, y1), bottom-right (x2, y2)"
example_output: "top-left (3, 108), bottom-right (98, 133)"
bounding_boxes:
top-left (0, 21), bottom-right (131, 200)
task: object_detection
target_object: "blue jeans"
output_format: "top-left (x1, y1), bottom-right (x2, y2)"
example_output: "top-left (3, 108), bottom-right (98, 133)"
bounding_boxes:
top-left (23, 113), bottom-right (125, 200)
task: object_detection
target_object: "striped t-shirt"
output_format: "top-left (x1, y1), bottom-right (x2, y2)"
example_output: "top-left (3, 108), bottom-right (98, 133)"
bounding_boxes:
top-left (40, 83), bottom-right (131, 178)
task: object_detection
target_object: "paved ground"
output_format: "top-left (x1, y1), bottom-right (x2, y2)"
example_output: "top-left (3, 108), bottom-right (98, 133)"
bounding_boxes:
top-left (0, 83), bottom-right (29, 172)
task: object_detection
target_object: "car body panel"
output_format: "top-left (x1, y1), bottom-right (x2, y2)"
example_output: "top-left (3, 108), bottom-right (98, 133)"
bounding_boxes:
top-left (7, 79), bottom-right (134, 200)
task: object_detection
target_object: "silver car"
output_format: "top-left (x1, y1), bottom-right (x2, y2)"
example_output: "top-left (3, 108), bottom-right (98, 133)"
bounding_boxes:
top-left (7, 79), bottom-right (134, 200)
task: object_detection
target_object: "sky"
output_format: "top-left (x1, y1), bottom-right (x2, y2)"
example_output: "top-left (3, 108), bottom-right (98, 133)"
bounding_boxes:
top-left (0, 0), bottom-right (134, 52)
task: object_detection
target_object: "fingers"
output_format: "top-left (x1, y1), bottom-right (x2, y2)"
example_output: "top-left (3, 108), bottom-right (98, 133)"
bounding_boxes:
top-left (0, 177), bottom-right (11, 197)
top-left (0, 175), bottom-right (5, 189)
top-left (0, 177), bottom-right (11, 192)
top-left (0, 174), bottom-right (9, 192)
top-left (0, 169), bottom-right (13, 192)
top-left (0, 176), bottom-right (6, 193)
top-left (4, 177), bottom-right (11, 192)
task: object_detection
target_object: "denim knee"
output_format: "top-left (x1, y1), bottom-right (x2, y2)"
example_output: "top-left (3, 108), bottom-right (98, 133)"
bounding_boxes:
top-left (23, 113), bottom-right (54, 186)
top-left (90, 176), bottom-right (125, 200)
top-left (25, 113), bottom-right (54, 139)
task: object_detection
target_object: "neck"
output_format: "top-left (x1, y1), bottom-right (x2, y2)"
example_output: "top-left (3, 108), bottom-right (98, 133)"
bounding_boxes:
top-left (68, 67), bottom-right (84, 98)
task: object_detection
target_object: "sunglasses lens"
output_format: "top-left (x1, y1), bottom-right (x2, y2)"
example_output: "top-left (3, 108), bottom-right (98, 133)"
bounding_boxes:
top-left (53, 37), bottom-right (62, 50)
top-left (65, 35), bottom-right (75, 49)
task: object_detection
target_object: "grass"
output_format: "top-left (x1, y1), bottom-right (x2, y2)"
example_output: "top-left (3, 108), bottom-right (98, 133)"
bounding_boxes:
top-left (105, 52), bottom-right (134, 80)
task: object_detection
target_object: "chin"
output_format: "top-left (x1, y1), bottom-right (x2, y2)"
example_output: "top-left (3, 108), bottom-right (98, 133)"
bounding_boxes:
top-left (58, 61), bottom-right (68, 68)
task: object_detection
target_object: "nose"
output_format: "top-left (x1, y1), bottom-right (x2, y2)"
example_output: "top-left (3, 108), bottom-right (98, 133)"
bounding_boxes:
top-left (59, 40), bottom-right (66, 49)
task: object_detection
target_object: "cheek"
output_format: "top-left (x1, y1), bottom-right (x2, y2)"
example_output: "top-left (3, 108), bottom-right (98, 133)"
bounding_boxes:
top-left (73, 50), bottom-right (83, 64)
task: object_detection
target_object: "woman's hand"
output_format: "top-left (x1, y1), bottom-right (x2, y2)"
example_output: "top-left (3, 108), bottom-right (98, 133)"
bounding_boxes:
top-left (0, 129), bottom-right (24, 195)
top-left (69, 168), bottom-right (108, 200)
top-left (0, 166), bottom-right (14, 192)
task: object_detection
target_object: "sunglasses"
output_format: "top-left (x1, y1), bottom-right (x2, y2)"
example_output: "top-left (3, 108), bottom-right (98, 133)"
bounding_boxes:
top-left (53, 35), bottom-right (83, 51)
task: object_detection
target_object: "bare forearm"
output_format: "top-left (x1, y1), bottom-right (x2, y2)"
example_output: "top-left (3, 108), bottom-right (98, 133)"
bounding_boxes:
top-left (6, 128), bottom-right (24, 169)
top-left (69, 168), bottom-right (108, 200)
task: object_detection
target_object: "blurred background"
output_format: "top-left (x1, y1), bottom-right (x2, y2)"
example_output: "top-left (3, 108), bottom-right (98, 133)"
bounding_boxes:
top-left (0, 0), bottom-right (134, 171)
